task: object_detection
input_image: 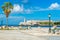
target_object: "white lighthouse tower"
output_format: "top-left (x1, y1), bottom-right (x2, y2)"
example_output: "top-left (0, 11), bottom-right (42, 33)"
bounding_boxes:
top-left (24, 18), bottom-right (26, 23)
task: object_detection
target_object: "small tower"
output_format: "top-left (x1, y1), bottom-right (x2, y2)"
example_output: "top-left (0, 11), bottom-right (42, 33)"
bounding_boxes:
top-left (24, 18), bottom-right (26, 23)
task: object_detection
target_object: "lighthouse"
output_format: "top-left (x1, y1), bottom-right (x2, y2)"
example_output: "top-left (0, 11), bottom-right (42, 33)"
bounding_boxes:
top-left (24, 18), bottom-right (26, 23)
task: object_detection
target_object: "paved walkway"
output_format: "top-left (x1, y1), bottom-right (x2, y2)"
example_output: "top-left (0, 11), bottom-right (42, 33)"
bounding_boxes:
top-left (0, 30), bottom-right (60, 40)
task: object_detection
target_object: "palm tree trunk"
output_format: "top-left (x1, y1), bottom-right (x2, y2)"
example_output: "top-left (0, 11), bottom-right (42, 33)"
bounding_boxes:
top-left (6, 17), bottom-right (8, 28)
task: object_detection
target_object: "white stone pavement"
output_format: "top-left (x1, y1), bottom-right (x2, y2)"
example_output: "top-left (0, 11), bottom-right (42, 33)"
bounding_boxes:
top-left (0, 30), bottom-right (60, 40)
top-left (20, 28), bottom-right (60, 36)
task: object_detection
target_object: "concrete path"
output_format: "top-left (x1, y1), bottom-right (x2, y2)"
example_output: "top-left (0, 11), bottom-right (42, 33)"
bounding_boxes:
top-left (0, 30), bottom-right (60, 40)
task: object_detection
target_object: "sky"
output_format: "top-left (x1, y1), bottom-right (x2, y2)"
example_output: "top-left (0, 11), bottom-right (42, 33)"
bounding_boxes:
top-left (0, 0), bottom-right (60, 25)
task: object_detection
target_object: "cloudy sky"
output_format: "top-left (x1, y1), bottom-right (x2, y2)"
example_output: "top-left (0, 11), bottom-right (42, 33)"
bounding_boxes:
top-left (0, 0), bottom-right (60, 25)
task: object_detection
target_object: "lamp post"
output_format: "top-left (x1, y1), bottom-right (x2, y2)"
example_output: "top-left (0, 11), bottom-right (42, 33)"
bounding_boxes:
top-left (48, 14), bottom-right (51, 33)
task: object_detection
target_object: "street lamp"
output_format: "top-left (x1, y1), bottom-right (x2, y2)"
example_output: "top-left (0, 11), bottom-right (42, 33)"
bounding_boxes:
top-left (48, 14), bottom-right (51, 33)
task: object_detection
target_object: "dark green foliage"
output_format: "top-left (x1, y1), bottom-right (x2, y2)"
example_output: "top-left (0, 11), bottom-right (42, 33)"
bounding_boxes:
top-left (2, 2), bottom-right (13, 10)
top-left (39, 22), bottom-right (53, 26)
top-left (54, 22), bottom-right (60, 25)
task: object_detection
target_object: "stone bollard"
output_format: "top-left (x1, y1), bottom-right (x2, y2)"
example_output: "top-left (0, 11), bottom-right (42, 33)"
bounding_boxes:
top-left (11, 26), bottom-right (14, 30)
top-left (19, 26), bottom-right (22, 30)
top-left (1, 26), bottom-right (5, 30)
top-left (28, 26), bottom-right (31, 30)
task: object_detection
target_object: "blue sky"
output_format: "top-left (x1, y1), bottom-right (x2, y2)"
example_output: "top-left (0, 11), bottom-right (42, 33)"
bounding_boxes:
top-left (0, 0), bottom-right (60, 25)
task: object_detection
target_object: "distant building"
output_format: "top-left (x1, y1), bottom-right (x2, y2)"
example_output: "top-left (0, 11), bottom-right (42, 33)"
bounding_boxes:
top-left (19, 19), bottom-right (53, 26)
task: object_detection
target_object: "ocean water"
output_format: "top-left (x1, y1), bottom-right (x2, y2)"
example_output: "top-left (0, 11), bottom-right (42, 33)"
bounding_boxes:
top-left (21, 26), bottom-right (60, 29)
top-left (0, 25), bottom-right (60, 29)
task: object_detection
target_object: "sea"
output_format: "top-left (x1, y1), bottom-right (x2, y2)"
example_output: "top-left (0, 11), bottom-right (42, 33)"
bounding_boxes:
top-left (0, 25), bottom-right (60, 28)
top-left (20, 25), bottom-right (60, 29)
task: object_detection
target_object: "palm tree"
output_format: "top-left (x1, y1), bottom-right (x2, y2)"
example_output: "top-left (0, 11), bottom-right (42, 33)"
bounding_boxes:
top-left (2, 2), bottom-right (13, 28)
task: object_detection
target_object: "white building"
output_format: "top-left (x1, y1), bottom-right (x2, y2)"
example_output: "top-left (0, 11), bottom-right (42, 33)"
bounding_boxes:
top-left (19, 19), bottom-right (53, 25)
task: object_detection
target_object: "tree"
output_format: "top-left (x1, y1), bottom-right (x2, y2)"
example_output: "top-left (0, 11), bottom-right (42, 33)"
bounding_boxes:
top-left (2, 2), bottom-right (13, 28)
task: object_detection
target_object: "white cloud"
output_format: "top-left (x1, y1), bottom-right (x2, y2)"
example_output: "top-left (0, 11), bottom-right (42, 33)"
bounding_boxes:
top-left (49, 3), bottom-right (60, 9)
top-left (0, 14), bottom-right (5, 17)
top-left (8, 16), bottom-right (24, 19)
top-left (12, 4), bottom-right (24, 13)
top-left (25, 9), bottom-right (32, 13)
top-left (22, 0), bottom-right (28, 3)
top-left (11, 3), bottom-right (60, 14)
top-left (31, 3), bottom-right (60, 11)
top-left (28, 7), bottom-right (49, 11)
top-left (12, 4), bottom-right (32, 14)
